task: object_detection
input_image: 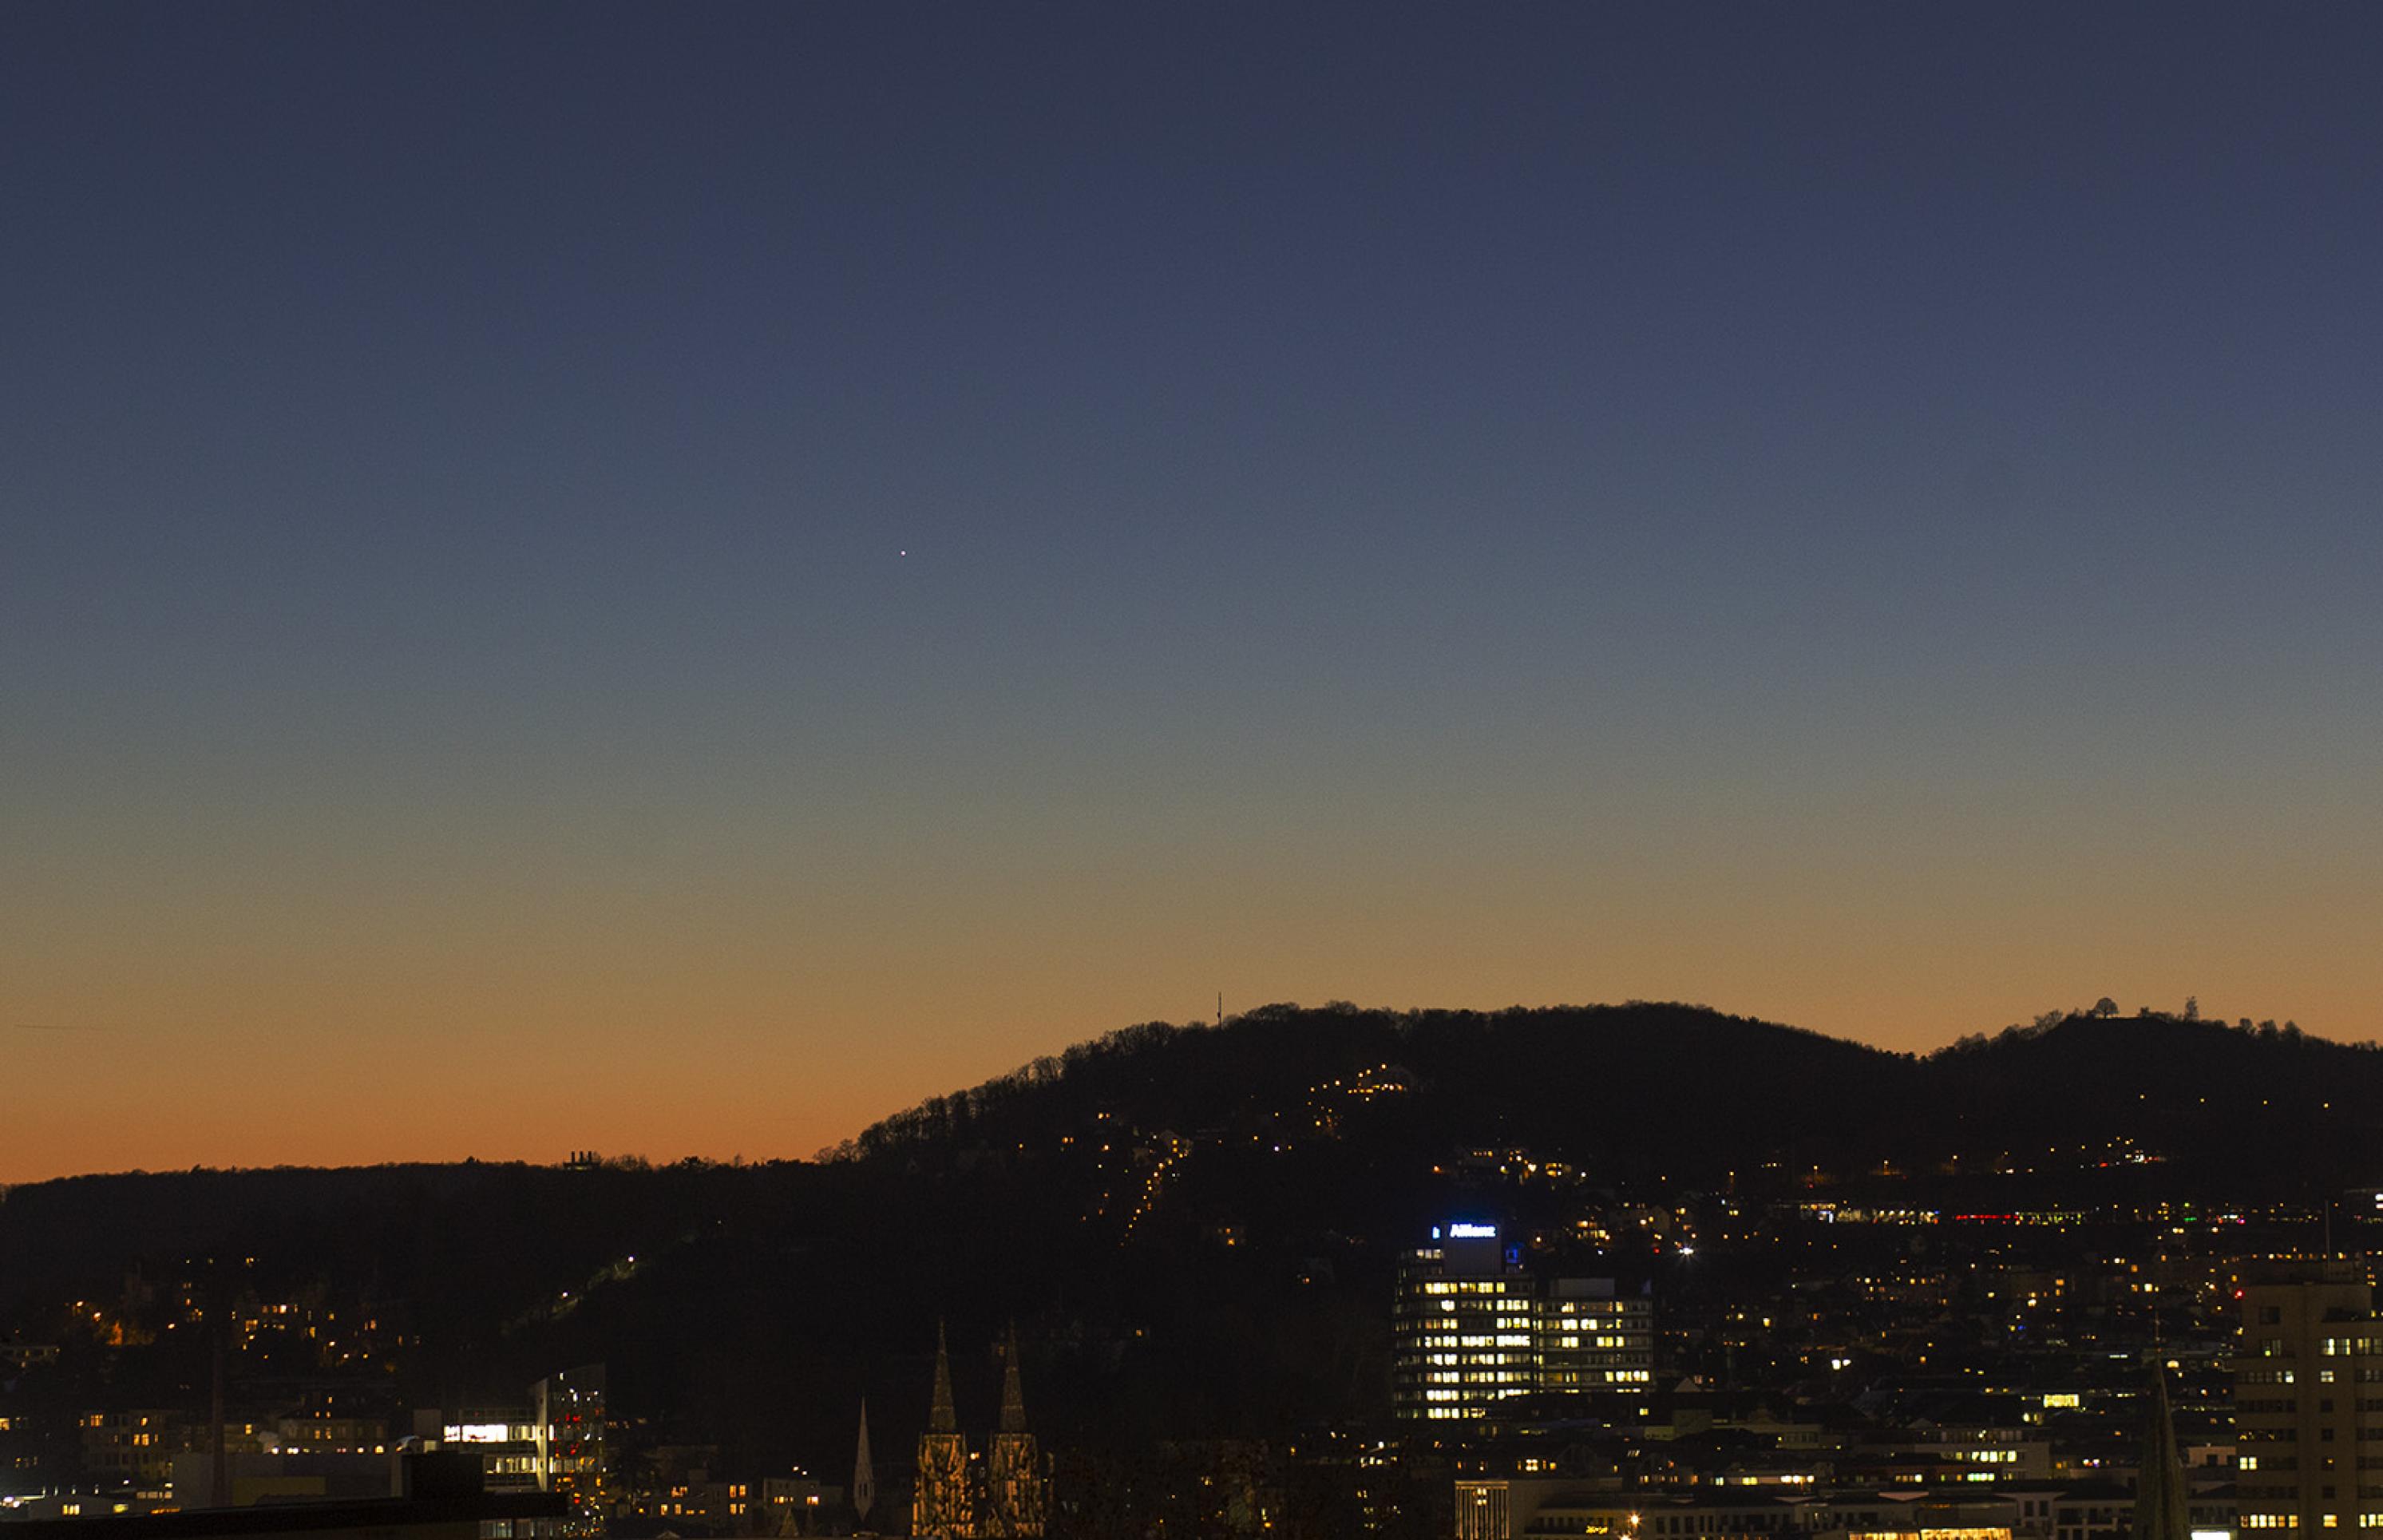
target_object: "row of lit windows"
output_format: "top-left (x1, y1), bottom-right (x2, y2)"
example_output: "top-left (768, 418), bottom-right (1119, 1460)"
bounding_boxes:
top-left (1415, 1282), bottom-right (1644, 1312)
top-left (1411, 1354), bottom-right (1639, 1372)
top-left (1546, 1373), bottom-right (1652, 1389)
top-left (1543, 1360), bottom-right (1656, 1375)
top-left (1422, 1372), bottom-right (1531, 1385)
top-left (2253, 1518), bottom-right (2383, 1530)
top-left (2246, 1368), bottom-right (2381, 1386)
top-left (1431, 1367), bottom-right (1580, 1394)
top-left (445, 1424), bottom-right (540, 1443)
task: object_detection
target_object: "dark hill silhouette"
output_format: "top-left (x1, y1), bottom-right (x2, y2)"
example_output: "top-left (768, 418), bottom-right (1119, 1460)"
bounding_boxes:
top-left (841, 1002), bottom-right (1907, 1184)
top-left (1909, 1010), bottom-right (2383, 1195)
top-left (843, 1000), bottom-right (2383, 1196)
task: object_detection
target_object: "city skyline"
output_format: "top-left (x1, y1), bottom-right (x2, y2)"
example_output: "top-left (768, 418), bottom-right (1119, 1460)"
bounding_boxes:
top-left (7, 3), bottom-right (2383, 1181)
top-left (3, 993), bottom-right (2378, 1535)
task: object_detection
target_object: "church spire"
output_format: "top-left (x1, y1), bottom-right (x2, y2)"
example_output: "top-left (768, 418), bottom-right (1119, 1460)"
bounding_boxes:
top-left (852, 1398), bottom-right (875, 1522)
top-left (912, 1321), bottom-right (973, 1538)
top-left (2132, 1360), bottom-right (2189, 1540)
top-left (1000, 1323), bottom-right (1028, 1434)
top-left (984, 1323), bottom-right (1047, 1538)
top-left (930, 1319), bottom-right (958, 1434)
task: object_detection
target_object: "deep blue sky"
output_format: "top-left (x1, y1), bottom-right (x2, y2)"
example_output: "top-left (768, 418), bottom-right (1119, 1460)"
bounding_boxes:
top-left (6, 3), bottom-right (2381, 1175)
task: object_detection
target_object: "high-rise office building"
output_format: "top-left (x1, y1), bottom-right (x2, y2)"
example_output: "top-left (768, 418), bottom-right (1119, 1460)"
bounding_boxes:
top-left (430, 1362), bottom-right (608, 1536)
top-left (1392, 1222), bottom-right (1654, 1420)
top-left (2234, 1279), bottom-right (2383, 1535)
top-left (534, 1364), bottom-right (607, 1537)
top-left (1536, 1278), bottom-right (1658, 1394)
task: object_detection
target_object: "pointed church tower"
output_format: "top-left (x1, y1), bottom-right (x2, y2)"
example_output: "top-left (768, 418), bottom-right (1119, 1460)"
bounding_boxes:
top-left (912, 1322), bottom-right (974, 1538)
top-left (2132, 1361), bottom-right (2190, 1540)
top-left (1000, 1328), bottom-right (1027, 1435)
top-left (980, 1324), bottom-right (1048, 1538)
top-left (852, 1399), bottom-right (876, 1528)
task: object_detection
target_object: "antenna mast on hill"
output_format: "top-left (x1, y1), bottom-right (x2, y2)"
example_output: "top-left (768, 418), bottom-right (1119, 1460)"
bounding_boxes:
top-left (1217, 992), bottom-right (1222, 1026)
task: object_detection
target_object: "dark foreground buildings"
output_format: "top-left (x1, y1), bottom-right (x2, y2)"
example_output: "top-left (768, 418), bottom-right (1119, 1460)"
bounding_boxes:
top-left (0, 1454), bottom-right (559, 1540)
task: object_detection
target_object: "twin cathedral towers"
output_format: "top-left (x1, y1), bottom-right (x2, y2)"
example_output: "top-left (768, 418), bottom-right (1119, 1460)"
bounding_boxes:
top-left (852, 1324), bottom-right (1048, 1538)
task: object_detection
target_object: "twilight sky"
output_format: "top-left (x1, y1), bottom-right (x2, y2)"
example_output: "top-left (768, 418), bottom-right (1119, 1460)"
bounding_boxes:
top-left (5, 3), bottom-right (2381, 1180)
